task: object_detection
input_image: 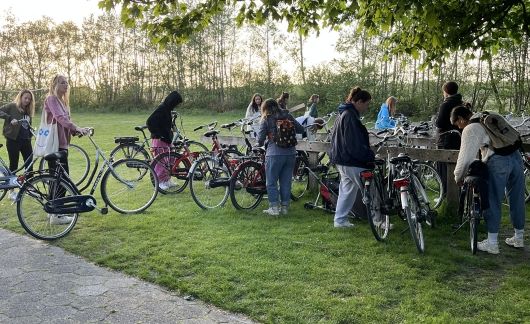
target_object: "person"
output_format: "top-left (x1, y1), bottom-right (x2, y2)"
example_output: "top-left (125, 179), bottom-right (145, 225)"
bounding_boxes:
top-left (0, 89), bottom-right (35, 200)
top-left (257, 98), bottom-right (304, 216)
top-left (295, 115), bottom-right (324, 141)
top-left (329, 86), bottom-right (375, 228)
top-left (44, 74), bottom-right (91, 225)
top-left (146, 90), bottom-right (183, 191)
top-left (305, 94), bottom-right (319, 118)
top-left (452, 106), bottom-right (525, 254)
top-left (244, 93), bottom-right (263, 138)
top-left (277, 92), bottom-right (290, 110)
top-left (436, 81), bottom-right (464, 195)
top-left (374, 96), bottom-right (398, 130)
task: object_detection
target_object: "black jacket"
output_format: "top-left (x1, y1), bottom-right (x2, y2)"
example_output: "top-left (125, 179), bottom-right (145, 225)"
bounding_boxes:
top-left (146, 91), bottom-right (183, 144)
top-left (435, 93), bottom-right (463, 148)
top-left (330, 103), bottom-right (375, 168)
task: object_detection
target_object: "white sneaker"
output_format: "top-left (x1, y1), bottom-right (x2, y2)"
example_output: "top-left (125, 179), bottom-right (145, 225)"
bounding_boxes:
top-left (49, 214), bottom-right (73, 225)
top-left (334, 221), bottom-right (354, 228)
top-left (505, 236), bottom-right (524, 248)
top-left (280, 206), bottom-right (288, 215)
top-left (159, 180), bottom-right (177, 191)
top-left (263, 206), bottom-right (279, 216)
top-left (477, 239), bottom-right (500, 254)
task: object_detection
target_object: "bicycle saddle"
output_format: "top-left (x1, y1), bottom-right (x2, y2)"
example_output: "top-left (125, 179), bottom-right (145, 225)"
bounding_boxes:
top-left (134, 125), bottom-right (148, 131)
top-left (204, 130), bottom-right (219, 137)
top-left (44, 150), bottom-right (68, 162)
top-left (389, 155), bottom-right (411, 164)
top-left (374, 159), bottom-right (385, 165)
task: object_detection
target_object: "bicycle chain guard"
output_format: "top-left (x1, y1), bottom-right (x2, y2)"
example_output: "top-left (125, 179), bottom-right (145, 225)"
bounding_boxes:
top-left (44, 195), bottom-right (97, 214)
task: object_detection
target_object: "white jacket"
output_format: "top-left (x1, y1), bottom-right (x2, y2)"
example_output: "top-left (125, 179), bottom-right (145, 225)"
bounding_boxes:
top-left (454, 121), bottom-right (494, 184)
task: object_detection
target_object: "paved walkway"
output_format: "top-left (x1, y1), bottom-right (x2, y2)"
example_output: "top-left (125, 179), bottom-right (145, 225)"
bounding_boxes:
top-left (0, 228), bottom-right (256, 323)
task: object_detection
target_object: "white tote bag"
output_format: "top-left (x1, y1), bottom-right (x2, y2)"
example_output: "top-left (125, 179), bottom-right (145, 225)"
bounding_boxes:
top-left (33, 108), bottom-right (59, 157)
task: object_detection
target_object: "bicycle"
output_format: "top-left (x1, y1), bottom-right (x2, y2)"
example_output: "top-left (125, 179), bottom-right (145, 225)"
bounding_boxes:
top-left (188, 121), bottom-right (244, 209)
top-left (110, 111), bottom-right (208, 162)
top-left (0, 143), bottom-right (39, 202)
top-left (228, 147), bottom-right (267, 210)
top-left (454, 175), bottom-right (484, 254)
top-left (16, 129), bottom-right (159, 240)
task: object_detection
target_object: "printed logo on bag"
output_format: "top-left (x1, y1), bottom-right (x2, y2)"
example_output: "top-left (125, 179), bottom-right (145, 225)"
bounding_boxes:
top-left (273, 118), bottom-right (298, 148)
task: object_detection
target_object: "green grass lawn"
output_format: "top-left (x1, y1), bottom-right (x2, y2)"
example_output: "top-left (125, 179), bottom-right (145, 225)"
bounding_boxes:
top-left (1, 111), bottom-right (529, 323)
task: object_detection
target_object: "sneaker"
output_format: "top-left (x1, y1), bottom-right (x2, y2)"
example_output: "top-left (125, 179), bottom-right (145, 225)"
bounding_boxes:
top-left (505, 236), bottom-right (524, 248)
top-left (263, 206), bottom-right (279, 216)
top-left (49, 214), bottom-right (73, 225)
top-left (159, 180), bottom-right (177, 191)
top-left (280, 206), bottom-right (288, 215)
top-left (477, 239), bottom-right (500, 254)
top-left (334, 221), bottom-right (355, 228)
top-left (8, 190), bottom-right (17, 201)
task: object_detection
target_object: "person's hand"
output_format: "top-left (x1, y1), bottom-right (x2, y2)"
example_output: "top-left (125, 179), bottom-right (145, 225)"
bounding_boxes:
top-left (10, 119), bottom-right (18, 125)
top-left (76, 127), bottom-right (91, 136)
top-left (456, 180), bottom-right (464, 187)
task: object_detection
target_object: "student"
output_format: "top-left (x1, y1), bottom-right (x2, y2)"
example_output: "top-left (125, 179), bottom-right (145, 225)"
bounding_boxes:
top-left (44, 74), bottom-right (91, 225)
top-left (244, 93), bottom-right (263, 138)
top-left (295, 115), bottom-right (324, 141)
top-left (374, 96), bottom-right (397, 130)
top-left (452, 106), bottom-right (525, 254)
top-left (257, 98), bottom-right (304, 216)
top-left (329, 86), bottom-right (375, 228)
top-left (306, 94), bottom-right (319, 118)
top-left (277, 92), bottom-right (290, 110)
top-left (0, 89), bottom-right (35, 200)
top-left (146, 91), bottom-right (183, 191)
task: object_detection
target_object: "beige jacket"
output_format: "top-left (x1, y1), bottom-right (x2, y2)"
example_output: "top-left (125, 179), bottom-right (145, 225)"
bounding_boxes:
top-left (454, 122), bottom-right (494, 184)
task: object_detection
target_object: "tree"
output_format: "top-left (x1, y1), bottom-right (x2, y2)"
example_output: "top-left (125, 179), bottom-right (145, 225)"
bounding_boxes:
top-left (99, 0), bottom-right (530, 63)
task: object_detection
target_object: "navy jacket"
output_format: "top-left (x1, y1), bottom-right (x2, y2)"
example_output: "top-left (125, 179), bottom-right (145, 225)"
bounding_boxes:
top-left (435, 93), bottom-right (462, 149)
top-left (146, 91), bottom-right (183, 144)
top-left (330, 103), bottom-right (375, 168)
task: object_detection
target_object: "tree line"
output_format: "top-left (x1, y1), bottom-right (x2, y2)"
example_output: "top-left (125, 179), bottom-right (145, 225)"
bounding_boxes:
top-left (0, 9), bottom-right (528, 121)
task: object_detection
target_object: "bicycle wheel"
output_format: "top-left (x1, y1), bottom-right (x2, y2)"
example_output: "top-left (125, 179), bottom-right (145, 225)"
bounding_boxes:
top-left (362, 172), bottom-right (389, 241)
top-left (524, 160), bottom-right (530, 203)
top-left (412, 174), bottom-right (436, 228)
top-left (184, 140), bottom-right (209, 155)
top-left (229, 160), bottom-right (265, 210)
top-left (150, 151), bottom-right (190, 194)
top-left (0, 166), bottom-right (8, 201)
top-left (101, 158), bottom-right (158, 214)
top-left (405, 185), bottom-right (425, 253)
top-left (415, 162), bottom-right (443, 209)
top-left (290, 154), bottom-right (309, 201)
top-left (38, 144), bottom-right (90, 187)
top-left (189, 156), bottom-right (230, 209)
top-left (468, 187), bottom-right (481, 254)
top-left (17, 174), bottom-right (78, 240)
top-left (110, 143), bottom-right (151, 162)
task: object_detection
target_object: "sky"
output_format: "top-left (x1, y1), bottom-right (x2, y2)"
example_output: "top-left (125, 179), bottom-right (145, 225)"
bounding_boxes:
top-left (0, 0), bottom-right (339, 69)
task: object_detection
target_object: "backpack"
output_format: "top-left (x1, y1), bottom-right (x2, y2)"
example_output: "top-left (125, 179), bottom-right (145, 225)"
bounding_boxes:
top-left (470, 111), bottom-right (522, 155)
top-left (273, 118), bottom-right (298, 148)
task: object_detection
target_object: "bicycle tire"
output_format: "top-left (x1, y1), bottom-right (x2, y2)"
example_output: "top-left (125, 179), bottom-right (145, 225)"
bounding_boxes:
top-left (363, 174), bottom-right (389, 241)
top-left (17, 174), bottom-right (78, 240)
top-left (38, 143), bottom-right (91, 187)
top-left (524, 160), bottom-right (530, 203)
top-left (415, 162), bottom-right (443, 209)
top-left (290, 153), bottom-right (309, 201)
top-left (405, 184), bottom-right (425, 253)
top-left (101, 158), bottom-right (158, 214)
top-left (110, 143), bottom-right (151, 162)
top-left (189, 156), bottom-right (230, 209)
top-left (229, 160), bottom-right (265, 210)
top-left (469, 187), bottom-right (481, 254)
top-left (0, 166), bottom-right (8, 201)
top-left (412, 173), bottom-right (435, 228)
top-left (183, 140), bottom-right (209, 155)
top-left (150, 151), bottom-right (190, 194)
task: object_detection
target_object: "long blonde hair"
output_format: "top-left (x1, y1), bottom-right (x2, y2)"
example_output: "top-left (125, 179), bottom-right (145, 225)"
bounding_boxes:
top-left (48, 74), bottom-right (70, 111)
top-left (14, 89), bottom-right (35, 117)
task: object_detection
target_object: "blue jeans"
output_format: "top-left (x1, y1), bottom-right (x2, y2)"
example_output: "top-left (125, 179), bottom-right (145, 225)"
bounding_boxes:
top-left (265, 155), bottom-right (296, 207)
top-left (335, 164), bottom-right (366, 225)
top-left (484, 152), bottom-right (526, 233)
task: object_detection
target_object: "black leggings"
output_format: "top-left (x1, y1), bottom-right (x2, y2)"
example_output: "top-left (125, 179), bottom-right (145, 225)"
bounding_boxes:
top-left (47, 148), bottom-right (70, 199)
top-left (6, 138), bottom-right (33, 172)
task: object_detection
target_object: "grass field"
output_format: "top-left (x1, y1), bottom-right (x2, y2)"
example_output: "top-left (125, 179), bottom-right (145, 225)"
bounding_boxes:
top-left (1, 111), bottom-right (529, 323)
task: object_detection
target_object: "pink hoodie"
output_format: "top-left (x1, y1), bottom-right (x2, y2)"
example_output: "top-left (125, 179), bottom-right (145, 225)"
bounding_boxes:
top-left (44, 96), bottom-right (78, 149)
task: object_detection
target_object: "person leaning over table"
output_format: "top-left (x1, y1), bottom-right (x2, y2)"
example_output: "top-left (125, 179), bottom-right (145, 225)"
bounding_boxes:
top-left (374, 96), bottom-right (398, 130)
top-left (44, 74), bottom-right (91, 225)
top-left (451, 105), bottom-right (525, 254)
top-left (329, 86), bottom-right (375, 228)
top-left (0, 89), bottom-right (35, 200)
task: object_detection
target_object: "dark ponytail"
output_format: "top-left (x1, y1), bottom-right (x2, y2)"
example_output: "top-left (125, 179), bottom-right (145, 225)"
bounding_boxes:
top-left (346, 86), bottom-right (371, 103)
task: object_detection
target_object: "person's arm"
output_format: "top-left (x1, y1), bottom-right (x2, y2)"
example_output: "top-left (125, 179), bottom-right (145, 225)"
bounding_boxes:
top-left (45, 96), bottom-right (81, 133)
top-left (245, 104), bottom-right (254, 119)
top-left (0, 103), bottom-right (13, 121)
top-left (257, 118), bottom-right (267, 146)
top-left (454, 125), bottom-right (483, 184)
top-left (289, 114), bottom-right (304, 134)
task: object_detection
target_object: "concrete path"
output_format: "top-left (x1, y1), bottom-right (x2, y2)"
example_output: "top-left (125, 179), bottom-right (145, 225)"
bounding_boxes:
top-left (0, 228), bottom-right (256, 323)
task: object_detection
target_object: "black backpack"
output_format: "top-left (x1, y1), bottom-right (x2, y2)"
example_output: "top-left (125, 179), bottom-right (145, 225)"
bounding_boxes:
top-left (272, 118), bottom-right (298, 148)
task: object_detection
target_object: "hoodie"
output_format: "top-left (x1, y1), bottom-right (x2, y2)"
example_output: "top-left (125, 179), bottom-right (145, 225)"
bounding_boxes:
top-left (435, 93), bottom-right (463, 148)
top-left (146, 91), bottom-right (183, 144)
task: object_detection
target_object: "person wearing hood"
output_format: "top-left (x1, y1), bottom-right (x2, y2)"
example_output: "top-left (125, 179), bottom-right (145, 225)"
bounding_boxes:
top-left (435, 81), bottom-right (464, 196)
top-left (329, 86), bottom-right (375, 228)
top-left (146, 90), bottom-right (183, 191)
top-left (451, 106), bottom-right (525, 254)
